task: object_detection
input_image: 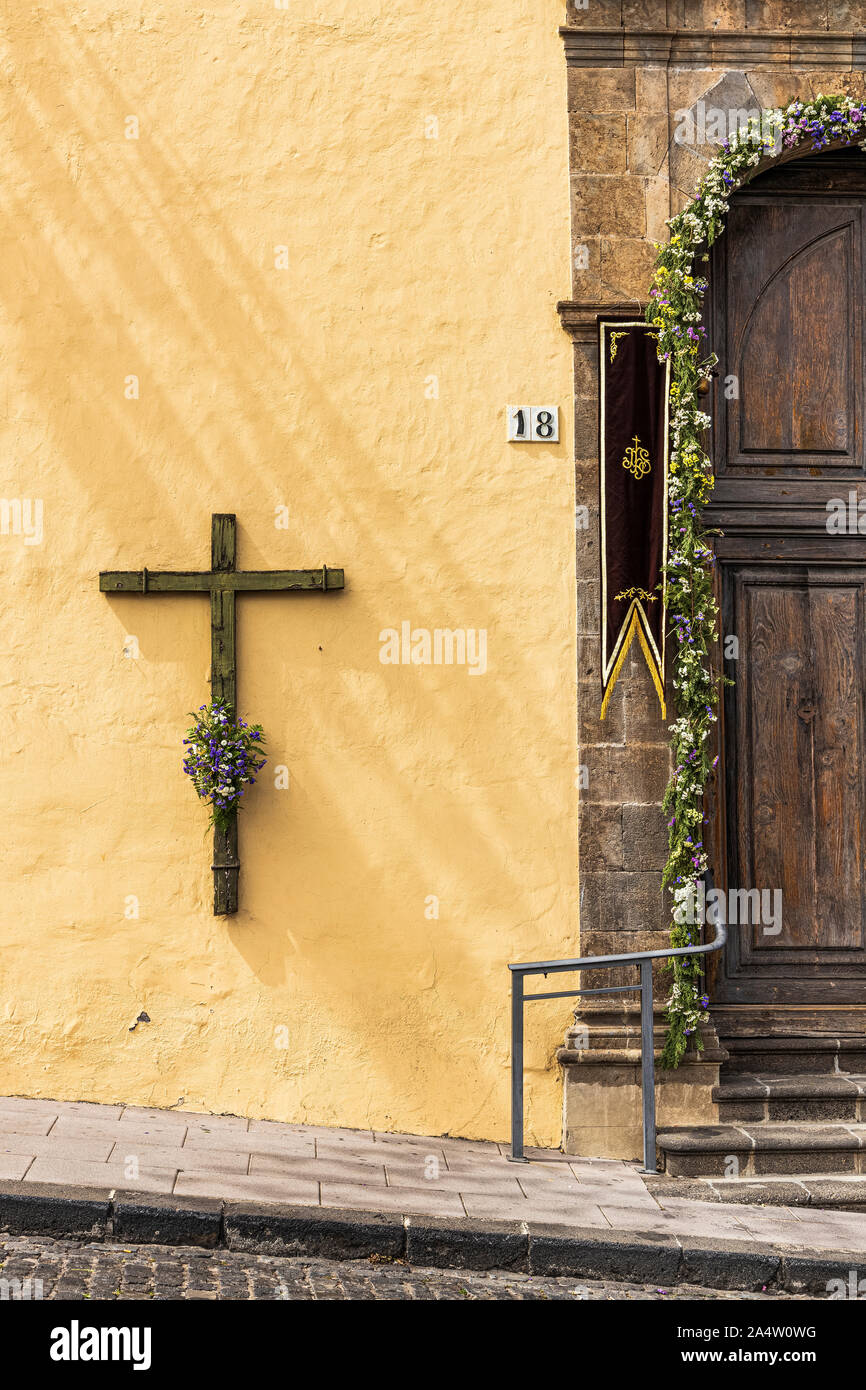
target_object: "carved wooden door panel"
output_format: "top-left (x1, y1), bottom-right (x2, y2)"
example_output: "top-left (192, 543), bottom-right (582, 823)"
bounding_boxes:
top-left (706, 150), bottom-right (866, 1034)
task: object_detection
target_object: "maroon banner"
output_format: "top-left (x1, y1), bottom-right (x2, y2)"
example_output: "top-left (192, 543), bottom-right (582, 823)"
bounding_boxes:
top-left (598, 318), bottom-right (669, 720)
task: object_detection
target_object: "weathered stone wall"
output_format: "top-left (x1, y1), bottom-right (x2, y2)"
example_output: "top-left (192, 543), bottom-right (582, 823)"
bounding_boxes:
top-left (566, 2), bottom-right (866, 30)
top-left (560, 2), bottom-right (866, 1150)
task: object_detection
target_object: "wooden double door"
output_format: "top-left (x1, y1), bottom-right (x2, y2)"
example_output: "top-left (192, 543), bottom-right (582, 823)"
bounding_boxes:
top-left (705, 148), bottom-right (866, 1039)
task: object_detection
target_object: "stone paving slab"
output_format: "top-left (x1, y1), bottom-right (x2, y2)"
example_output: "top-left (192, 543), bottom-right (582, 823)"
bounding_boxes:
top-left (382, 1168), bottom-right (527, 1197)
top-left (107, 1145), bottom-right (251, 1174)
top-left (182, 1130), bottom-right (317, 1158)
top-left (3, 1094), bottom-right (866, 1264)
top-left (0, 1134), bottom-right (116, 1160)
top-left (24, 1157), bottom-right (179, 1194)
top-left (562, 1183), bottom-right (660, 1209)
top-left (0, 1113), bottom-right (56, 1136)
top-left (0, 1155), bottom-right (33, 1181)
top-left (4, 1100), bottom-right (126, 1121)
top-left (373, 1130), bottom-right (503, 1155)
top-left (120, 1106), bottom-right (250, 1131)
top-left (598, 1202), bottom-right (756, 1240)
top-left (0, 1098), bottom-right (67, 1117)
top-left (459, 1191), bottom-right (611, 1226)
top-left (249, 1155), bottom-right (387, 1183)
top-left (113, 1107), bottom-right (192, 1127)
top-left (722, 1210), bottom-right (822, 1244)
top-left (320, 1182), bottom-right (467, 1218)
top-left (49, 1117), bottom-right (187, 1145)
top-left (173, 1173), bottom-right (321, 1204)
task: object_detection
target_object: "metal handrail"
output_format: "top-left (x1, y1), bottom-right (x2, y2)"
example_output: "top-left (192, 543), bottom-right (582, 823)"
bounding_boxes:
top-left (507, 872), bottom-right (727, 1172)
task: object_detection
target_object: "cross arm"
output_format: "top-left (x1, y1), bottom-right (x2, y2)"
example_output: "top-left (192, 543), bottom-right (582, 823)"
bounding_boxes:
top-left (99, 568), bottom-right (345, 594)
top-left (99, 571), bottom-right (214, 593)
top-left (228, 568), bottom-right (344, 592)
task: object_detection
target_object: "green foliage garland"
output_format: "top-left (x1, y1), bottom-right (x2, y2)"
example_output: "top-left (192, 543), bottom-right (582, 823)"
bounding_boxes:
top-left (645, 94), bottom-right (866, 1067)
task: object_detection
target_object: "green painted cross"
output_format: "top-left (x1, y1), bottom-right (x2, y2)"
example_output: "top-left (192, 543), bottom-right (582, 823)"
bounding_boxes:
top-left (100, 513), bottom-right (344, 915)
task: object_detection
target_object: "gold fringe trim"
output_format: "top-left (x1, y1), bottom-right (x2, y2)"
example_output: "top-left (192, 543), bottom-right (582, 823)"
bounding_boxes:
top-left (635, 615), bottom-right (667, 720)
top-left (600, 612), bottom-right (637, 721)
top-left (600, 608), bottom-right (666, 721)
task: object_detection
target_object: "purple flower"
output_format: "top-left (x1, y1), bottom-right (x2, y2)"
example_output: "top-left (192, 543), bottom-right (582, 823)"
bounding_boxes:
top-left (182, 700), bottom-right (268, 831)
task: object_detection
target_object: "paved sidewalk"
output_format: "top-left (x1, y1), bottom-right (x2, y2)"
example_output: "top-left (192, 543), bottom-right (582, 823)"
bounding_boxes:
top-left (2, 1094), bottom-right (866, 1256)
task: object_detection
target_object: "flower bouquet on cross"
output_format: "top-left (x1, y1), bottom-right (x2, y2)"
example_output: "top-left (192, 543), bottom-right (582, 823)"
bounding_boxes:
top-left (182, 700), bottom-right (267, 831)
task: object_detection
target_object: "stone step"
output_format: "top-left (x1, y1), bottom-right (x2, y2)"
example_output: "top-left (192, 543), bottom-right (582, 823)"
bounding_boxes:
top-left (722, 1035), bottom-right (866, 1075)
top-left (657, 1122), bottom-right (866, 1178)
top-left (714, 1072), bottom-right (866, 1123)
top-left (644, 1171), bottom-right (866, 1212)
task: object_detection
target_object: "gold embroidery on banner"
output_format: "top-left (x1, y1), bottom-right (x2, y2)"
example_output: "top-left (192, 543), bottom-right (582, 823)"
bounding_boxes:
top-left (614, 587), bottom-right (657, 604)
top-left (621, 434), bottom-right (651, 480)
top-left (610, 328), bottom-right (660, 364)
top-left (609, 330), bottom-right (628, 362)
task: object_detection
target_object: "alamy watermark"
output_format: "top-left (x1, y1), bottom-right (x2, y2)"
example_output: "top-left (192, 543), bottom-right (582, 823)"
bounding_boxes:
top-left (50, 1323), bottom-right (151, 1370)
top-left (673, 101), bottom-right (782, 154)
top-left (0, 1276), bottom-right (43, 1300)
top-left (827, 1269), bottom-right (866, 1299)
top-left (0, 498), bottom-right (42, 545)
top-left (826, 492), bottom-right (866, 534)
top-left (379, 622), bottom-right (487, 675)
top-left (674, 880), bottom-right (783, 936)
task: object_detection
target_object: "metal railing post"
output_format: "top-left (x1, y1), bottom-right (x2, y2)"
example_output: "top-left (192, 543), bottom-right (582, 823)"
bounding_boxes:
top-left (507, 873), bottom-right (724, 1171)
top-left (509, 970), bottom-right (528, 1162)
top-left (639, 958), bottom-right (657, 1173)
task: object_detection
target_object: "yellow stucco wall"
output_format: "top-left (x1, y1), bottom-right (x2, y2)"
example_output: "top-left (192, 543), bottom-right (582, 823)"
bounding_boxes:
top-left (0, 2), bottom-right (576, 1145)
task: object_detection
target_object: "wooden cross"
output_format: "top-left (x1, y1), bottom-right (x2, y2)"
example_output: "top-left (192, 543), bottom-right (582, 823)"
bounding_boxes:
top-left (100, 513), bottom-right (344, 915)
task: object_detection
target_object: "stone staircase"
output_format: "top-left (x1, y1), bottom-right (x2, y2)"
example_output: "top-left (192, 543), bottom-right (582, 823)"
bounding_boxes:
top-left (655, 1052), bottom-right (866, 1209)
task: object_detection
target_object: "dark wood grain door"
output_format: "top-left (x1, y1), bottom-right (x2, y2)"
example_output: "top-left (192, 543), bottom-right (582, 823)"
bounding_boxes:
top-left (706, 149), bottom-right (866, 1035)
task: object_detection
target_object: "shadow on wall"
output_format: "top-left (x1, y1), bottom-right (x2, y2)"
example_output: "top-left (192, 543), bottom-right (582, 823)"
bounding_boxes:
top-left (0, 16), bottom-right (576, 1139)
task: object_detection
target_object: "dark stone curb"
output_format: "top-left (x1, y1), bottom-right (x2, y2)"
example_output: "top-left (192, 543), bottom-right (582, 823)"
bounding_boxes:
top-left (113, 1192), bottom-right (224, 1249)
top-left (224, 1202), bottom-right (403, 1261)
top-left (405, 1215), bottom-right (527, 1272)
top-left (0, 1182), bottom-right (109, 1240)
top-left (0, 1179), bottom-right (863, 1294)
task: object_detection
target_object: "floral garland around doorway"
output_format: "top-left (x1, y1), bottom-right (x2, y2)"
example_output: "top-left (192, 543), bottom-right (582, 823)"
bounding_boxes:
top-left (645, 93), bottom-right (866, 1067)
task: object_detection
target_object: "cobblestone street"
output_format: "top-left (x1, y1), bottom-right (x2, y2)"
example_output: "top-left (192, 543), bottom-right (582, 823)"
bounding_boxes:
top-left (0, 1234), bottom-right (812, 1301)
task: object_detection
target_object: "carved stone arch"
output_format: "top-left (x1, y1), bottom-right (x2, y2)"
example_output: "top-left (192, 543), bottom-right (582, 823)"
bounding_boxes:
top-left (672, 78), bottom-right (866, 207)
top-left (669, 70), bottom-right (764, 201)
